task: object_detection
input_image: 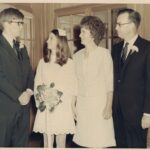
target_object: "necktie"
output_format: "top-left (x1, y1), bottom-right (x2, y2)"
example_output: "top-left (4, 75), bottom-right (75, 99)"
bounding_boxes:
top-left (121, 42), bottom-right (129, 62)
top-left (13, 40), bottom-right (22, 60)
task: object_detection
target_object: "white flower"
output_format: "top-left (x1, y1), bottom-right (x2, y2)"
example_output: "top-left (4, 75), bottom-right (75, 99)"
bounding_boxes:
top-left (130, 45), bottom-right (139, 54)
top-left (36, 83), bottom-right (63, 112)
top-left (57, 28), bottom-right (66, 36)
top-left (19, 40), bottom-right (25, 49)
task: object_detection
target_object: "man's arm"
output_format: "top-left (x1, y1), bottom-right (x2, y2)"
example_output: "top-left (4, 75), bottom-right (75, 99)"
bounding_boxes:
top-left (22, 46), bottom-right (34, 90)
top-left (0, 54), bottom-right (22, 103)
top-left (144, 43), bottom-right (150, 113)
top-left (142, 43), bottom-right (150, 128)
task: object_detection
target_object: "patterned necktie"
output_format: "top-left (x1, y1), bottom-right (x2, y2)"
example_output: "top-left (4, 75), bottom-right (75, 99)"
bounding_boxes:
top-left (13, 40), bottom-right (22, 60)
top-left (121, 42), bottom-right (129, 62)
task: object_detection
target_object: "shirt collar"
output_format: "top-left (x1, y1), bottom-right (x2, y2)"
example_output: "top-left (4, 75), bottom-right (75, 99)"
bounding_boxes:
top-left (2, 32), bottom-right (14, 48)
top-left (124, 34), bottom-right (138, 49)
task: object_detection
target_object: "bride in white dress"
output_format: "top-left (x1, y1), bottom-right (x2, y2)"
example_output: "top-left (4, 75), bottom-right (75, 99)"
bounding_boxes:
top-left (33, 29), bottom-right (77, 148)
top-left (73, 16), bottom-right (116, 148)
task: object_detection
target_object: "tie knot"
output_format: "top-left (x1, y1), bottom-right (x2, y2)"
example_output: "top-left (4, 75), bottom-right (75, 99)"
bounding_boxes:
top-left (121, 42), bottom-right (129, 64)
top-left (13, 40), bottom-right (22, 60)
top-left (13, 40), bottom-right (19, 48)
top-left (124, 42), bottom-right (129, 48)
top-left (13, 39), bottom-right (16, 45)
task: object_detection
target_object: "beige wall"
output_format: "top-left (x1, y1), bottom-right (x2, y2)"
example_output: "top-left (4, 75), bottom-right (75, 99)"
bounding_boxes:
top-left (127, 4), bottom-right (150, 41)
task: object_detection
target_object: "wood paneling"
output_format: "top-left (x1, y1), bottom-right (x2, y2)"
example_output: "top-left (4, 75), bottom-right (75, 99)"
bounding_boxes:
top-left (55, 4), bottom-right (126, 17)
top-left (8, 3), bottom-right (150, 69)
top-left (30, 3), bottom-right (60, 71)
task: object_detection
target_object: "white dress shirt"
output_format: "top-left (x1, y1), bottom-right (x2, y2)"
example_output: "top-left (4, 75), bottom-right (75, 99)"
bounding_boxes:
top-left (123, 34), bottom-right (138, 59)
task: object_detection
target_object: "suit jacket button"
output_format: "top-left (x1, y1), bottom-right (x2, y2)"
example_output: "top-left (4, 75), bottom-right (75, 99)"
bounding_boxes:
top-left (118, 80), bottom-right (120, 83)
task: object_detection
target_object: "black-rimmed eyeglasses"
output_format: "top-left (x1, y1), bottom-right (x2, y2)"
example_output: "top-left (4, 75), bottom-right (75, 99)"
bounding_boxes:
top-left (9, 21), bottom-right (24, 26)
top-left (116, 22), bottom-right (132, 27)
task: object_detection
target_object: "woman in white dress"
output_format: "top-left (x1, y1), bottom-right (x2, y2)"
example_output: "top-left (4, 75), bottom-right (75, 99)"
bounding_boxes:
top-left (73, 16), bottom-right (116, 147)
top-left (33, 29), bottom-right (77, 148)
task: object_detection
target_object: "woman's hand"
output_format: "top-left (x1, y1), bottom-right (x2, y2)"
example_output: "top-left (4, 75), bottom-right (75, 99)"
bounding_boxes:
top-left (71, 96), bottom-right (77, 121)
top-left (72, 107), bottom-right (77, 121)
top-left (102, 91), bottom-right (113, 120)
top-left (102, 106), bottom-right (112, 120)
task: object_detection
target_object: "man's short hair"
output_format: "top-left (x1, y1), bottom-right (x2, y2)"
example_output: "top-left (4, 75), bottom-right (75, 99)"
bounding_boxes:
top-left (117, 8), bottom-right (141, 28)
top-left (0, 7), bottom-right (24, 30)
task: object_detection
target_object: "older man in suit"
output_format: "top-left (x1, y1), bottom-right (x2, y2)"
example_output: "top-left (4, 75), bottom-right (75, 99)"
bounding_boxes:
top-left (112, 8), bottom-right (150, 148)
top-left (0, 8), bottom-right (34, 147)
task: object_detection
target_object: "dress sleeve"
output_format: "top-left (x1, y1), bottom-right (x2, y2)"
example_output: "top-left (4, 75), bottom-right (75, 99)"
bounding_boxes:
top-left (103, 50), bottom-right (114, 93)
top-left (66, 59), bottom-right (78, 97)
top-left (34, 59), bottom-right (44, 107)
top-left (71, 59), bottom-right (78, 96)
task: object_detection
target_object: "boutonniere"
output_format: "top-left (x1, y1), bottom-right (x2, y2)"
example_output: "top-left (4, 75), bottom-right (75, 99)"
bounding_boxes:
top-left (19, 40), bottom-right (25, 49)
top-left (130, 45), bottom-right (139, 54)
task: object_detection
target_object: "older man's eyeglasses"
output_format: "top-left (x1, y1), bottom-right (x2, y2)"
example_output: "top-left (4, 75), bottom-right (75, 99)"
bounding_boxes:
top-left (9, 21), bottom-right (24, 26)
top-left (116, 22), bottom-right (132, 27)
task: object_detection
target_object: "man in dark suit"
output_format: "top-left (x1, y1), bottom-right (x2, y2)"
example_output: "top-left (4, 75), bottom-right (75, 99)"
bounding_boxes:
top-left (112, 8), bottom-right (150, 148)
top-left (0, 8), bottom-right (34, 147)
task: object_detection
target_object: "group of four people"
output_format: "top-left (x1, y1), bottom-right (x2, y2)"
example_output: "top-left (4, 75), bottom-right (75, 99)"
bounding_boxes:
top-left (0, 6), bottom-right (150, 148)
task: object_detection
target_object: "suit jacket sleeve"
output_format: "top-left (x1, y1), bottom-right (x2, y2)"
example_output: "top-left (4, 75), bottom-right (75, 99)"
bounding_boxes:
top-left (27, 65), bottom-right (34, 90)
top-left (0, 55), bottom-right (20, 103)
top-left (104, 50), bottom-right (113, 93)
top-left (24, 47), bottom-right (34, 90)
top-left (144, 44), bottom-right (150, 114)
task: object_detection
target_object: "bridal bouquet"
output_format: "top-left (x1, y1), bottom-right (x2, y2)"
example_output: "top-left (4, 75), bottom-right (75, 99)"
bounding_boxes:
top-left (35, 82), bottom-right (63, 112)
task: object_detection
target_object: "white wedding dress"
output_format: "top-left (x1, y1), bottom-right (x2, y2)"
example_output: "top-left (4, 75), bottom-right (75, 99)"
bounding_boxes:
top-left (33, 57), bottom-right (77, 135)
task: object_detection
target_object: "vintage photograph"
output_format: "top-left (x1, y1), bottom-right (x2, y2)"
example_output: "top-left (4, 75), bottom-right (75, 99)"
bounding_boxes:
top-left (0, 2), bottom-right (150, 148)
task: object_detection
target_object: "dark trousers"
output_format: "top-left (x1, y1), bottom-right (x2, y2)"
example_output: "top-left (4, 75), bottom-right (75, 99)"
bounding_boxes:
top-left (0, 106), bottom-right (29, 147)
top-left (113, 103), bottom-right (148, 148)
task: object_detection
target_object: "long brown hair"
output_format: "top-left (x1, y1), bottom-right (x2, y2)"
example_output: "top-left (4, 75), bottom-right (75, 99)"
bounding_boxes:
top-left (43, 29), bottom-right (71, 66)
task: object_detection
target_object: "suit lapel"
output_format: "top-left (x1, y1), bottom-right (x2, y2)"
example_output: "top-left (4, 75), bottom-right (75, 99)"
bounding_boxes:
top-left (116, 42), bottom-right (124, 72)
top-left (120, 36), bottom-right (141, 77)
top-left (0, 35), bottom-right (19, 62)
top-left (121, 50), bottom-right (132, 73)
